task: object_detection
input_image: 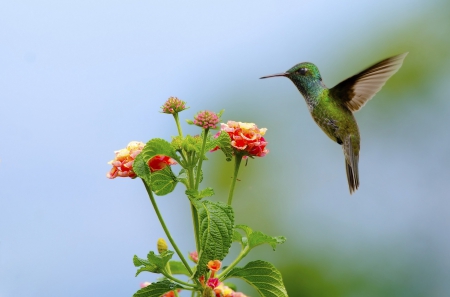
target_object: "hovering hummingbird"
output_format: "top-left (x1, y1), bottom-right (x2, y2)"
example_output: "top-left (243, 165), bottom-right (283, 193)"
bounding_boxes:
top-left (260, 53), bottom-right (408, 194)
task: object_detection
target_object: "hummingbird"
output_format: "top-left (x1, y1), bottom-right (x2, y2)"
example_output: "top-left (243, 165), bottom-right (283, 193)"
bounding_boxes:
top-left (260, 53), bottom-right (408, 194)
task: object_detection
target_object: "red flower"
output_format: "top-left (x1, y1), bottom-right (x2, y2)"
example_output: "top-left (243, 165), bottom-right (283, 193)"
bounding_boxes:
top-left (148, 155), bottom-right (177, 172)
top-left (216, 121), bottom-right (269, 158)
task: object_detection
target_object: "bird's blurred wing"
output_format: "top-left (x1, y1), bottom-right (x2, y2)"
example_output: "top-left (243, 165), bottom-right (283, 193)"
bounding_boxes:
top-left (331, 53), bottom-right (408, 112)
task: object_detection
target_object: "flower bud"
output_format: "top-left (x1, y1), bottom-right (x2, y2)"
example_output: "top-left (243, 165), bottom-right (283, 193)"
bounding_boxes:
top-left (161, 97), bottom-right (187, 114)
top-left (157, 238), bottom-right (168, 254)
top-left (193, 111), bottom-right (220, 129)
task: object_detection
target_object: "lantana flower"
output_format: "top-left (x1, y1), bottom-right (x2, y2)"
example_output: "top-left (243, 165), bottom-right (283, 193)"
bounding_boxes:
top-left (148, 155), bottom-right (177, 172)
top-left (215, 121), bottom-right (269, 158)
top-left (189, 251), bottom-right (198, 263)
top-left (193, 110), bottom-right (220, 129)
top-left (207, 277), bottom-right (219, 289)
top-left (106, 141), bottom-right (145, 179)
top-left (161, 97), bottom-right (187, 114)
top-left (107, 142), bottom-right (176, 179)
top-left (213, 281), bottom-right (248, 297)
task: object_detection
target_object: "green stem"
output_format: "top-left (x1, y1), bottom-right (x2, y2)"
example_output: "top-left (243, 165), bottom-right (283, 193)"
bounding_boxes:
top-left (217, 246), bottom-right (249, 280)
top-left (173, 113), bottom-right (183, 137)
top-left (190, 203), bottom-right (200, 253)
top-left (195, 129), bottom-right (209, 190)
top-left (227, 154), bottom-right (243, 206)
top-left (161, 271), bottom-right (197, 288)
top-left (142, 180), bottom-right (199, 285)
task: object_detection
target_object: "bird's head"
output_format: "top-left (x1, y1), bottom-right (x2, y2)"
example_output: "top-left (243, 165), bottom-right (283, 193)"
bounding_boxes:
top-left (260, 62), bottom-right (324, 95)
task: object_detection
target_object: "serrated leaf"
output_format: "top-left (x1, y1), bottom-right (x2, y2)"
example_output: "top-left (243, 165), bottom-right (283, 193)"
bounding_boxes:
top-left (133, 251), bottom-right (174, 276)
top-left (133, 153), bottom-right (151, 184)
top-left (235, 225), bottom-right (286, 251)
top-left (194, 200), bottom-right (234, 277)
top-left (133, 280), bottom-right (183, 297)
top-left (133, 255), bottom-right (158, 276)
top-left (141, 138), bottom-right (181, 164)
top-left (216, 131), bottom-right (233, 161)
top-left (224, 260), bottom-right (288, 297)
top-left (151, 166), bottom-right (178, 196)
top-left (186, 188), bottom-right (214, 200)
top-left (168, 261), bottom-right (190, 276)
top-left (147, 250), bottom-right (174, 271)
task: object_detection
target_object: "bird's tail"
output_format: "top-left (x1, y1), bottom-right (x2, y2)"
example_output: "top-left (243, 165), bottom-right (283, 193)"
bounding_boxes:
top-left (343, 136), bottom-right (359, 194)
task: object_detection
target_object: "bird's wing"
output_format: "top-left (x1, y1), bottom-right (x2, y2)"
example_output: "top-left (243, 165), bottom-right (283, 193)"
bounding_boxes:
top-left (330, 53), bottom-right (408, 112)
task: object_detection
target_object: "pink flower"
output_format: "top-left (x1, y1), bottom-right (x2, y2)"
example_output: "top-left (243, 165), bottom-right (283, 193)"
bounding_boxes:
top-left (148, 155), bottom-right (177, 173)
top-left (140, 282), bottom-right (151, 288)
top-left (217, 121), bottom-right (269, 158)
top-left (107, 141), bottom-right (145, 179)
top-left (193, 111), bottom-right (220, 129)
top-left (207, 277), bottom-right (219, 289)
top-left (189, 251), bottom-right (198, 263)
top-left (161, 97), bottom-right (187, 114)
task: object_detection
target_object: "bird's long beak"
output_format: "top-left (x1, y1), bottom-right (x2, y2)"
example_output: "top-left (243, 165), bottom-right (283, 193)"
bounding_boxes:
top-left (259, 72), bottom-right (288, 79)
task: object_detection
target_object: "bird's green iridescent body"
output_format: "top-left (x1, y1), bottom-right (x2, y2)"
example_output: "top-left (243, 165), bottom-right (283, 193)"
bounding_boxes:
top-left (260, 53), bottom-right (408, 193)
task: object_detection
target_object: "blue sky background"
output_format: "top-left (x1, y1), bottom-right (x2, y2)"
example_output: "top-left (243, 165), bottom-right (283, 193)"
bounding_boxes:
top-left (1, 1), bottom-right (449, 296)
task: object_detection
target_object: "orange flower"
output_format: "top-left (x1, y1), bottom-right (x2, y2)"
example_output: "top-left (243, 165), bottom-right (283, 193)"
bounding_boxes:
top-left (107, 141), bottom-right (145, 179)
top-left (148, 155), bottom-right (177, 172)
top-left (220, 121), bottom-right (269, 158)
top-left (207, 260), bottom-right (222, 272)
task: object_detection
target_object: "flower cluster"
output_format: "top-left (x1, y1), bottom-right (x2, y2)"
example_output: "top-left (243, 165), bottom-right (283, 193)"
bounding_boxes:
top-left (214, 282), bottom-right (248, 297)
top-left (107, 142), bottom-right (176, 179)
top-left (220, 121), bottom-right (269, 158)
top-left (106, 141), bottom-right (145, 179)
top-left (161, 97), bottom-right (187, 114)
top-left (204, 260), bottom-right (248, 297)
top-left (193, 110), bottom-right (220, 129)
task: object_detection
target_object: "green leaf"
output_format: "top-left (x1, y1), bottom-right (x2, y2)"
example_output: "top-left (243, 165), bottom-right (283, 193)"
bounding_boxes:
top-left (224, 260), bottom-right (288, 297)
top-left (133, 251), bottom-right (174, 276)
top-left (147, 250), bottom-right (174, 271)
top-left (186, 119), bottom-right (194, 125)
top-left (133, 153), bottom-right (151, 184)
top-left (216, 130), bottom-right (233, 161)
top-left (151, 166), bottom-right (178, 196)
top-left (141, 138), bottom-right (181, 164)
top-left (133, 255), bottom-right (158, 276)
top-left (133, 280), bottom-right (183, 297)
top-left (194, 200), bottom-right (234, 277)
top-left (168, 261), bottom-right (190, 277)
top-left (185, 188), bottom-right (214, 200)
top-left (232, 229), bottom-right (243, 244)
top-left (235, 225), bottom-right (286, 251)
top-left (182, 135), bottom-right (202, 153)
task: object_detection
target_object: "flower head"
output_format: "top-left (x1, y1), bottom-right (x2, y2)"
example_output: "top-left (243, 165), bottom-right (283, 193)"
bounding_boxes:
top-left (148, 155), bottom-right (177, 172)
top-left (213, 282), bottom-right (248, 297)
top-left (219, 121), bottom-right (269, 158)
top-left (161, 97), bottom-right (187, 114)
top-left (107, 141), bottom-right (145, 179)
top-left (193, 110), bottom-right (220, 129)
top-left (207, 260), bottom-right (222, 272)
top-left (189, 251), bottom-right (198, 263)
top-left (207, 277), bottom-right (219, 289)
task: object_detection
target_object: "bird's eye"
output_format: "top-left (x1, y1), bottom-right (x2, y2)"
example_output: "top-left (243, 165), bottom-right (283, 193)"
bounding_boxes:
top-left (297, 68), bottom-right (308, 75)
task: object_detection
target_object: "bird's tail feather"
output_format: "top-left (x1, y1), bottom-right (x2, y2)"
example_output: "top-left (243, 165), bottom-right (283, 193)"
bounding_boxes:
top-left (343, 136), bottom-right (359, 194)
